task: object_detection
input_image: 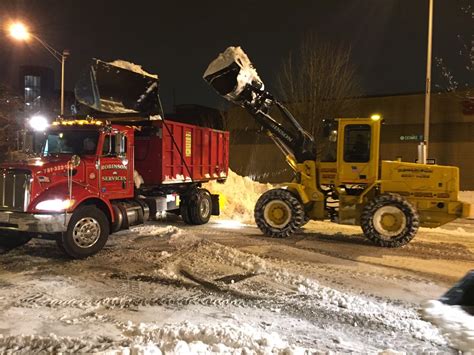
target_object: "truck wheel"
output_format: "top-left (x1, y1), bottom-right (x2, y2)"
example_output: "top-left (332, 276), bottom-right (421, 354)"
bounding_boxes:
top-left (361, 193), bottom-right (419, 247)
top-left (254, 189), bottom-right (304, 238)
top-left (0, 232), bottom-right (33, 251)
top-left (189, 189), bottom-right (212, 225)
top-left (57, 206), bottom-right (110, 259)
top-left (180, 199), bottom-right (193, 224)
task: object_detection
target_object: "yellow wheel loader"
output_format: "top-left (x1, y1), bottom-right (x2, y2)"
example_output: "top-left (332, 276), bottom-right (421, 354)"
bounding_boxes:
top-left (203, 46), bottom-right (472, 248)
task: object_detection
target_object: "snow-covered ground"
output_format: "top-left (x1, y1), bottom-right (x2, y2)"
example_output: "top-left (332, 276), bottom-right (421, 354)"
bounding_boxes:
top-left (1, 217), bottom-right (473, 353)
top-left (1, 176), bottom-right (473, 353)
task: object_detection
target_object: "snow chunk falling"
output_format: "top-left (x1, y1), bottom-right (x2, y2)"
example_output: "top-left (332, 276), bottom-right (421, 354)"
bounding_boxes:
top-left (109, 59), bottom-right (158, 79)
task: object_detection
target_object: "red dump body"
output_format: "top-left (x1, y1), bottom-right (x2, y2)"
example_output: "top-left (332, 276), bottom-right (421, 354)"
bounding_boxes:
top-left (134, 120), bottom-right (229, 186)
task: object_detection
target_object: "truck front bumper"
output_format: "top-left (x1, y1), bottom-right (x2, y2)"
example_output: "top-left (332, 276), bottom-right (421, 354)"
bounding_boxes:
top-left (0, 211), bottom-right (72, 234)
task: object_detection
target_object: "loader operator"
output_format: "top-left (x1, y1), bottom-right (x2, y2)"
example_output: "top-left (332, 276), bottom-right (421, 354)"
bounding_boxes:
top-left (347, 133), bottom-right (369, 162)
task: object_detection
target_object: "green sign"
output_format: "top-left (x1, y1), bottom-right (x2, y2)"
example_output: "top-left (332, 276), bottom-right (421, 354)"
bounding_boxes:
top-left (400, 135), bottom-right (423, 142)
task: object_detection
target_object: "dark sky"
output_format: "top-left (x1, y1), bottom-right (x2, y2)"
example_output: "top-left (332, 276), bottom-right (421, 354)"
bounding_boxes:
top-left (0, 0), bottom-right (472, 111)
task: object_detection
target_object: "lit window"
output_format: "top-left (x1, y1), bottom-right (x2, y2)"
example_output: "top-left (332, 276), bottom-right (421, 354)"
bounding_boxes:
top-left (24, 75), bottom-right (41, 110)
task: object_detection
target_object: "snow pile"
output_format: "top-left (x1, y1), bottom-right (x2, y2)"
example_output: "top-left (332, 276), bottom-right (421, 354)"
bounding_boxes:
top-left (204, 169), bottom-right (272, 223)
top-left (460, 191), bottom-right (474, 205)
top-left (132, 225), bottom-right (182, 238)
top-left (203, 46), bottom-right (263, 102)
top-left (192, 241), bottom-right (445, 345)
top-left (114, 320), bottom-right (306, 354)
top-left (109, 60), bottom-right (158, 79)
top-left (204, 242), bottom-right (267, 274)
top-left (460, 191), bottom-right (474, 218)
top-left (422, 300), bottom-right (474, 351)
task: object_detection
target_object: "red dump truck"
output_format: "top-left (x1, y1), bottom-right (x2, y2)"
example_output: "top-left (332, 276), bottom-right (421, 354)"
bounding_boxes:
top-left (0, 117), bottom-right (229, 258)
top-left (0, 59), bottom-right (229, 258)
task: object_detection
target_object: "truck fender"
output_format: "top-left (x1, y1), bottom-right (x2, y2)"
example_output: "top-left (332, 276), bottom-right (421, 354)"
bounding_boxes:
top-left (73, 197), bottom-right (115, 224)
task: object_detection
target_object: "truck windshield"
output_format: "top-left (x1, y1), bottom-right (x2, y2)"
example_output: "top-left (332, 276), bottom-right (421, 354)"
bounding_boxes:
top-left (41, 130), bottom-right (100, 156)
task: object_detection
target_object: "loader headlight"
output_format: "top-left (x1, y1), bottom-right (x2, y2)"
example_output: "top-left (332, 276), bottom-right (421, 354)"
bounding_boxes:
top-left (370, 114), bottom-right (382, 121)
top-left (36, 199), bottom-right (75, 212)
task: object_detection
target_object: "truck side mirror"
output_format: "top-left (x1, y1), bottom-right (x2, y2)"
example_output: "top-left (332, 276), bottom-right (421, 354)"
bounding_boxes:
top-left (70, 154), bottom-right (81, 168)
top-left (116, 133), bottom-right (127, 158)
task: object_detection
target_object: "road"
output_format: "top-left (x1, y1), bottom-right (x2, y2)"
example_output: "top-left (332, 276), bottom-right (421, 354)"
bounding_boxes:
top-left (0, 216), bottom-right (472, 353)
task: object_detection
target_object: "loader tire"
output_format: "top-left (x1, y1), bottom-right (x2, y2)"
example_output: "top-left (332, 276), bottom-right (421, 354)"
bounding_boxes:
top-left (189, 189), bottom-right (212, 225)
top-left (57, 206), bottom-right (109, 259)
top-left (254, 189), bottom-right (304, 238)
top-left (361, 193), bottom-right (419, 247)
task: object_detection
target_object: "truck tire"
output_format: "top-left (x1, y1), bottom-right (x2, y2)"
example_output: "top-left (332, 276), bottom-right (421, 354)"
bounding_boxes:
top-left (361, 193), bottom-right (419, 248)
top-left (189, 189), bottom-right (212, 225)
top-left (0, 232), bottom-right (33, 251)
top-left (57, 206), bottom-right (110, 259)
top-left (180, 199), bottom-right (193, 225)
top-left (254, 189), bottom-right (304, 238)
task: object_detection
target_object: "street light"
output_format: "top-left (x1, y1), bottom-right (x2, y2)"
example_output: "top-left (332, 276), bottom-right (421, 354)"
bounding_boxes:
top-left (8, 22), bottom-right (69, 116)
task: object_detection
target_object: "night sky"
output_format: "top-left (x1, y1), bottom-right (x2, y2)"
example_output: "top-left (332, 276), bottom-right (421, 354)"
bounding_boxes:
top-left (0, 0), bottom-right (472, 111)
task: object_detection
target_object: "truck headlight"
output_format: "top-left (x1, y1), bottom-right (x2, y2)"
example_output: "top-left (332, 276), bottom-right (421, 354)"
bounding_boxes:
top-left (36, 199), bottom-right (75, 212)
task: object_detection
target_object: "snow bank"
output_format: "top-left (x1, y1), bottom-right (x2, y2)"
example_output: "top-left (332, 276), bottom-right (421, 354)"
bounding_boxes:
top-left (111, 321), bottom-right (306, 354)
top-left (460, 191), bottom-right (474, 205)
top-left (460, 191), bottom-right (474, 218)
top-left (203, 46), bottom-right (263, 101)
top-left (204, 169), bottom-right (272, 224)
top-left (131, 225), bottom-right (182, 238)
top-left (422, 300), bottom-right (474, 351)
top-left (109, 60), bottom-right (158, 79)
top-left (192, 241), bottom-right (446, 345)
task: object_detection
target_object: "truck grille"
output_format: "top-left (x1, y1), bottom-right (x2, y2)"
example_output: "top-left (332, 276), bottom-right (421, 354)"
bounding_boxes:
top-left (0, 169), bottom-right (31, 212)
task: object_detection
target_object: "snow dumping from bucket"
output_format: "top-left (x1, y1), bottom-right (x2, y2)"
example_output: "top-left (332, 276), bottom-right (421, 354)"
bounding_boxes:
top-left (109, 59), bottom-right (158, 79)
top-left (203, 46), bottom-right (264, 104)
top-left (204, 169), bottom-right (272, 224)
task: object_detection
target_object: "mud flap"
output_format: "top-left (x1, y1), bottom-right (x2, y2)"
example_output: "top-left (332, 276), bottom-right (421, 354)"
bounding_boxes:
top-left (211, 194), bottom-right (220, 216)
top-left (440, 270), bottom-right (474, 314)
top-left (75, 59), bottom-right (161, 114)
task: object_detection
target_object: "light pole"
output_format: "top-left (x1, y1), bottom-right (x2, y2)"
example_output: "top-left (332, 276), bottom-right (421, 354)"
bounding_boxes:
top-left (8, 22), bottom-right (69, 116)
top-left (422, 0), bottom-right (434, 164)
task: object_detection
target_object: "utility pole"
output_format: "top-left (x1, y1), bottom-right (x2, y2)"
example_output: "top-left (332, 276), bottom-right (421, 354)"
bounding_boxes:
top-left (60, 50), bottom-right (70, 116)
top-left (422, 0), bottom-right (434, 164)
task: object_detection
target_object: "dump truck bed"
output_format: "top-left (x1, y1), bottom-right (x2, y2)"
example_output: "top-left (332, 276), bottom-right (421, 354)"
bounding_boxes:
top-left (134, 119), bottom-right (229, 186)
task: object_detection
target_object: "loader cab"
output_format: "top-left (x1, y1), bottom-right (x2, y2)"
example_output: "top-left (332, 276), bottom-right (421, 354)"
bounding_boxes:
top-left (319, 117), bottom-right (381, 185)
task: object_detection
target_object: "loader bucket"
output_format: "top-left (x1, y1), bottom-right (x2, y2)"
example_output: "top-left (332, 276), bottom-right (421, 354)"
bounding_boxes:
top-left (440, 270), bottom-right (474, 314)
top-left (203, 61), bottom-right (241, 97)
top-left (203, 46), bottom-right (264, 104)
top-left (75, 59), bottom-right (160, 114)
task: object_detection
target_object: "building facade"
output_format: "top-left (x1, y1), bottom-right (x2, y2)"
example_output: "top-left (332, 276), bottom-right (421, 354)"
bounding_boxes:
top-left (227, 92), bottom-right (474, 189)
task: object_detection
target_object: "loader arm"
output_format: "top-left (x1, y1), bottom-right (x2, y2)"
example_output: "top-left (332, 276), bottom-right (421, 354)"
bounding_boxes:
top-left (203, 47), bottom-right (316, 164)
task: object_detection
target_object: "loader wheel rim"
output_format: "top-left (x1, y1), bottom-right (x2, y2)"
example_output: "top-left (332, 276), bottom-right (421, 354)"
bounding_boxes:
top-left (264, 200), bottom-right (292, 228)
top-left (373, 205), bottom-right (407, 238)
top-left (72, 217), bottom-right (101, 248)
